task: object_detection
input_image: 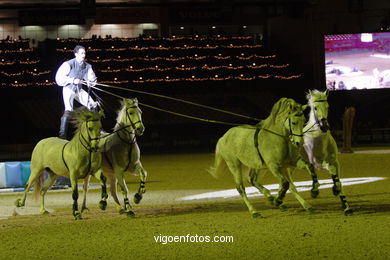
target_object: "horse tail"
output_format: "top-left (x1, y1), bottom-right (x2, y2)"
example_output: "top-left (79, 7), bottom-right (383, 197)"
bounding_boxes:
top-left (208, 146), bottom-right (228, 179)
top-left (32, 172), bottom-right (45, 200)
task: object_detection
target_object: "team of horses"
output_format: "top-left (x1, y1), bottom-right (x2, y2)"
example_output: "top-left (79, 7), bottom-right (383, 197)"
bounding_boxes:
top-left (15, 89), bottom-right (353, 219)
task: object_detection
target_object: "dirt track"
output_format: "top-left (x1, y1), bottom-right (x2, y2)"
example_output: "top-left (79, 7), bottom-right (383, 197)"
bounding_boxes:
top-left (0, 151), bottom-right (390, 259)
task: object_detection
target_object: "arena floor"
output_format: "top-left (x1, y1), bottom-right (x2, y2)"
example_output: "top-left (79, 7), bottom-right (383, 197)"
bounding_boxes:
top-left (0, 149), bottom-right (389, 259)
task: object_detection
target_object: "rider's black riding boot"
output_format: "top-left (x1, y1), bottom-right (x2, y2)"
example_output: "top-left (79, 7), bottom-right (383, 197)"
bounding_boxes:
top-left (59, 111), bottom-right (71, 140)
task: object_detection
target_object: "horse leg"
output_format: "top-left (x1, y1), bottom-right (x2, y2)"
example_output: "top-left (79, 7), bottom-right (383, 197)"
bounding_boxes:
top-left (284, 168), bottom-right (313, 213)
top-left (107, 173), bottom-right (123, 213)
top-left (249, 169), bottom-right (274, 206)
top-left (269, 164), bottom-right (313, 213)
top-left (327, 163), bottom-right (353, 216)
top-left (133, 162), bottom-right (147, 204)
top-left (39, 170), bottom-right (58, 214)
top-left (15, 167), bottom-right (42, 207)
top-left (327, 162), bottom-right (342, 196)
top-left (91, 169), bottom-right (108, 211)
top-left (297, 158), bottom-right (319, 198)
top-left (267, 163), bottom-right (290, 210)
top-left (70, 175), bottom-right (82, 220)
top-left (226, 161), bottom-right (262, 218)
top-left (81, 175), bottom-right (91, 213)
top-left (273, 180), bottom-right (290, 211)
top-left (116, 171), bottom-right (135, 217)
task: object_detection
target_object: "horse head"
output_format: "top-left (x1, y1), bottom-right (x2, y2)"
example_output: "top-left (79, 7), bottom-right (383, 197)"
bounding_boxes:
top-left (122, 98), bottom-right (145, 136)
top-left (307, 89), bottom-right (330, 133)
top-left (267, 98), bottom-right (305, 146)
top-left (72, 108), bottom-right (103, 151)
top-left (284, 100), bottom-right (305, 146)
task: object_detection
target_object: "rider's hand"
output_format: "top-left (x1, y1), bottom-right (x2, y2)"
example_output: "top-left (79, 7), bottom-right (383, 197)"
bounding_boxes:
top-left (73, 78), bottom-right (81, 85)
top-left (87, 81), bottom-right (96, 87)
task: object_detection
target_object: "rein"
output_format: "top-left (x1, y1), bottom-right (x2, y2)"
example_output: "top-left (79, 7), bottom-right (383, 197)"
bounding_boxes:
top-left (89, 85), bottom-right (251, 127)
top-left (83, 81), bottom-right (261, 122)
top-left (261, 117), bottom-right (304, 140)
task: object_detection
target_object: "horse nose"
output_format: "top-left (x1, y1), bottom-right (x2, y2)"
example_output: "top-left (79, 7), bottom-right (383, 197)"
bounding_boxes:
top-left (136, 125), bottom-right (145, 136)
top-left (319, 118), bottom-right (329, 132)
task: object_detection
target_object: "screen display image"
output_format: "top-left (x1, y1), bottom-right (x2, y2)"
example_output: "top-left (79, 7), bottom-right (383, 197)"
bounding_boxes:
top-left (324, 32), bottom-right (390, 91)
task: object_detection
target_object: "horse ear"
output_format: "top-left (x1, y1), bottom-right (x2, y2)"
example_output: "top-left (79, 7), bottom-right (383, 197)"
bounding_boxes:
top-left (325, 89), bottom-right (329, 97)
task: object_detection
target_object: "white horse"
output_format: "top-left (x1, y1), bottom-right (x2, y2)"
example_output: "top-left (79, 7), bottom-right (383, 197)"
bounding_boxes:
top-left (299, 89), bottom-right (353, 215)
top-left (82, 98), bottom-right (147, 217)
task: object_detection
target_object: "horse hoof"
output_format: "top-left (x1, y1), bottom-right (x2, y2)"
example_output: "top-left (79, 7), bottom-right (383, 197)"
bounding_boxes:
top-left (41, 210), bottom-right (50, 215)
top-left (133, 193), bottom-right (143, 204)
top-left (311, 189), bottom-right (319, 198)
top-left (81, 207), bottom-right (89, 213)
top-left (279, 204), bottom-right (288, 212)
top-left (14, 199), bottom-right (22, 207)
top-left (74, 214), bottom-right (83, 220)
top-left (306, 207), bottom-right (315, 214)
top-left (344, 208), bottom-right (353, 216)
top-left (251, 212), bottom-right (263, 218)
top-left (99, 200), bottom-right (107, 211)
top-left (126, 211), bottom-right (135, 218)
top-left (273, 198), bottom-right (283, 207)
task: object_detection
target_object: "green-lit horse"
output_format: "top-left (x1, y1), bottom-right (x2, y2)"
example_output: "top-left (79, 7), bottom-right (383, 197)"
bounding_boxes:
top-left (15, 109), bottom-right (107, 220)
top-left (299, 89), bottom-right (353, 215)
top-left (210, 98), bottom-right (311, 218)
top-left (82, 98), bottom-right (147, 216)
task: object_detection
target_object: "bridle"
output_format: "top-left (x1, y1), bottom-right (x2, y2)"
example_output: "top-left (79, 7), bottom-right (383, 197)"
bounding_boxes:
top-left (254, 112), bottom-right (304, 165)
top-left (62, 117), bottom-right (101, 175)
top-left (261, 113), bottom-right (304, 142)
top-left (304, 99), bottom-right (329, 133)
top-left (79, 118), bottom-right (101, 152)
top-left (115, 105), bottom-right (143, 145)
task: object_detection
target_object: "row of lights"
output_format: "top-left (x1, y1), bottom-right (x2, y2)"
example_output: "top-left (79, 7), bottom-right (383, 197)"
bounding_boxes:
top-left (2, 73), bottom-right (301, 87)
top-left (0, 59), bottom-right (40, 65)
top-left (57, 35), bottom-right (256, 42)
top-left (56, 44), bottom-right (263, 53)
top-left (88, 54), bottom-right (276, 63)
top-left (0, 70), bottom-right (51, 77)
top-left (98, 63), bottom-right (290, 73)
top-left (1, 81), bottom-right (54, 87)
top-left (0, 48), bottom-right (33, 53)
top-left (102, 74), bottom-right (301, 84)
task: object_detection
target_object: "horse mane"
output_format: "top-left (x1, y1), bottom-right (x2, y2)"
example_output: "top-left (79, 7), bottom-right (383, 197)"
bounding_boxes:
top-left (259, 98), bottom-right (301, 128)
top-left (70, 108), bottom-right (101, 132)
top-left (306, 89), bottom-right (328, 105)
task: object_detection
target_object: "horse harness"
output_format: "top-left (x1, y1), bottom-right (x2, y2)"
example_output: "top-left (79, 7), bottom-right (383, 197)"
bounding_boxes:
top-left (254, 116), bottom-right (303, 165)
top-left (103, 105), bottom-right (142, 172)
top-left (305, 99), bottom-right (329, 133)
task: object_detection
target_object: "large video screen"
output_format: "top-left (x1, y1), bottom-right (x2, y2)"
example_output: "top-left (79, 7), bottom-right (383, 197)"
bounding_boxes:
top-left (324, 32), bottom-right (390, 90)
